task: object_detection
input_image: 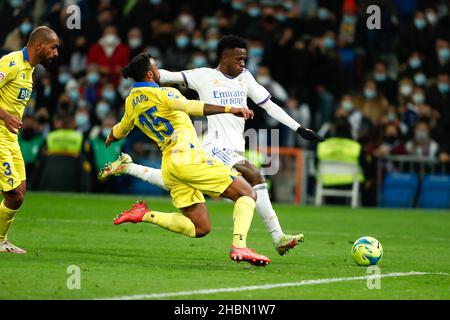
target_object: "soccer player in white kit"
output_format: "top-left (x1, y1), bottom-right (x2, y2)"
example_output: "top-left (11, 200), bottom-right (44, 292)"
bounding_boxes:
top-left (99, 35), bottom-right (325, 255)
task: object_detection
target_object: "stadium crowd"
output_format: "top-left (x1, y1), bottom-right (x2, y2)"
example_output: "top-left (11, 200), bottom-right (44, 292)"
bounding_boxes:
top-left (0, 0), bottom-right (449, 201)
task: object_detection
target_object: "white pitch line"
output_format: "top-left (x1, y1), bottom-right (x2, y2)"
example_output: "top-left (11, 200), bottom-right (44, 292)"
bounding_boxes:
top-left (98, 271), bottom-right (449, 300)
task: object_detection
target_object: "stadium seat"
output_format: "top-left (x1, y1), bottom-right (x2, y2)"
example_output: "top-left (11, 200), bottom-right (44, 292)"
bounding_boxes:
top-left (379, 173), bottom-right (419, 208)
top-left (315, 161), bottom-right (362, 208)
top-left (417, 175), bottom-right (450, 209)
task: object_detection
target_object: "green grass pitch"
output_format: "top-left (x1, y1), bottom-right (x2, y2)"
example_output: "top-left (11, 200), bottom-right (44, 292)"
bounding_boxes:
top-left (1, 192), bottom-right (449, 300)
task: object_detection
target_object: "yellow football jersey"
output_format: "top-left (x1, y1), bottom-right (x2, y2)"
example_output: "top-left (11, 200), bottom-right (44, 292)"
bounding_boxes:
top-left (0, 48), bottom-right (34, 144)
top-left (114, 82), bottom-right (203, 155)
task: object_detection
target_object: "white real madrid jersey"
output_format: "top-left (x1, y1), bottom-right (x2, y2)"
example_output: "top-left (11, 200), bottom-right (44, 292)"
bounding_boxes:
top-left (181, 67), bottom-right (271, 152)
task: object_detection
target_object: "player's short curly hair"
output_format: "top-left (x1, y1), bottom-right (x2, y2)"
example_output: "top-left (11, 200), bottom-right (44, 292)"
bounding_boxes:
top-left (217, 35), bottom-right (247, 59)
top-left (122, 52), bottom-right (153, 81)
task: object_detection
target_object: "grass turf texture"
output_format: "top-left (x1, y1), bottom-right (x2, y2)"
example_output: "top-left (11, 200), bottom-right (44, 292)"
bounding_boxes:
top-left (1, 192), bottom-right (449, 300)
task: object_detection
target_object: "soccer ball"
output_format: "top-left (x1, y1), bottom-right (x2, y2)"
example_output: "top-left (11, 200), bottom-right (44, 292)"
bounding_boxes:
top-left (351, 236), bottom-right (383, 266)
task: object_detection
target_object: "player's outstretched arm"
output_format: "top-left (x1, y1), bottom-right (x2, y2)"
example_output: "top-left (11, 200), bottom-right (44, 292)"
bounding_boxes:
top-left (0, 107), bottom-right (22, 134)
top-left (159, 69), bottom-right (185, 84)
top-left (260, 99), bottom-right (324, 142)
top-left (203, 104), bottom-right (254, 120)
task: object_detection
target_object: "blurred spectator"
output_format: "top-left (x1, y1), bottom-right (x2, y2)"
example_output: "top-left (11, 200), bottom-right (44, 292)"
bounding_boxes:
top-left (405, 119), bottom-right (439, 159)
top-left (127, 27), bottom-right (145, 58)
top-left (282, 96), bottom-right (311, 148)
top-left (426, 38), bottom-right (450, 77)
top-left (372, 60), bottom-right (397, 103)
top-left (87, 25), bottom-right (130, 88)
top-left (18, 115), bottom-right (45, 183)
top-left (426, 73), bottom-right (450, 117)
top-left (354, 79), bottom-right (389, 128)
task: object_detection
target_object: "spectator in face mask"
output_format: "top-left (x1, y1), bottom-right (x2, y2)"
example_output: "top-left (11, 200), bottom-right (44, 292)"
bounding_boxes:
top-left (87, 25), bottom-right (130, 88)
top-left (127, 27), bottom-right (144, 58)
top-left (372, 61), bottom-right (397, 103)
top-left (354, 79), bottom-right (389, 128)
top-left (164, 31), bottom-right (193, 70)
top-left (426, 38), bottom-right (450, 77)
top-left (426, 73), bottom-right (450, 119)
top-left (399, 51), bottom-right (425, 80)
top-left (405, 119), bottom-right (439, 159)
top-left (187, 51), bottom-right (209, 69)
top-left (3, 17), bottom-right (33, 51)
top-left (397, 11), bottom-right (432, 62)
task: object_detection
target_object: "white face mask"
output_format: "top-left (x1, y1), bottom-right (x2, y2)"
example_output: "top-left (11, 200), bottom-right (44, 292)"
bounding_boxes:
top-left (102, 34), bottom-right (119, 46)
top-left (400, 84), bottom-right (413, 97)
top-left (128, 38), bottom-right (142, 49)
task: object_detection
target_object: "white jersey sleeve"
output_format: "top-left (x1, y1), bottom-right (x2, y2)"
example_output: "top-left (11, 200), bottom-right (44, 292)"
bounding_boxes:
top-left (179, 68), bottom-right (209, 92)
top-left (244, 71), bottom-right (272, 106)
top-left (159, 69), bottom-right (184, 84)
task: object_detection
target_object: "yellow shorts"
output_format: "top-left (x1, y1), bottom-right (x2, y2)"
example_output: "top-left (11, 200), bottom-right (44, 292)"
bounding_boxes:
top-left (162, 147), bottom-right (239, 208)
top-left (0, 143), bottom-right (26, 192)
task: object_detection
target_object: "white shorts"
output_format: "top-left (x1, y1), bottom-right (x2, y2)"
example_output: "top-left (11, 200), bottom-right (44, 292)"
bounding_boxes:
top-left (202, 143), bottom-right (246, 167)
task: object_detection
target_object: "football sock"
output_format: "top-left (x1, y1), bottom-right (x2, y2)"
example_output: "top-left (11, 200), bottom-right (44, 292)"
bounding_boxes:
top-left (232, 196), bottom-right (256, 248)
top-left (142, 211), bottom-right (196, 237)
top-left (125, 164), bottom-right (168, 190)
top-left (0, 201), bottom-right (18, 242)
top-left (253, 183), bottom-right (284, 243)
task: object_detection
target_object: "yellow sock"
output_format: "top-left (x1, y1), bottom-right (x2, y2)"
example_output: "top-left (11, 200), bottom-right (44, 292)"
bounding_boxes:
top-left (0, 201), bottom-right (18, 242)
top-left (232, 196), bottom-right (256, 248)
top-left (142, 211), bottom-right (196, 237)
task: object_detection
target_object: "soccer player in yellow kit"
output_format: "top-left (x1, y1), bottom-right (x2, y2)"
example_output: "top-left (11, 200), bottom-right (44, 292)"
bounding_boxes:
top-left (107, 52), bottom-right (270, 265)
top-left (0, 27), bottom-right (59, 254)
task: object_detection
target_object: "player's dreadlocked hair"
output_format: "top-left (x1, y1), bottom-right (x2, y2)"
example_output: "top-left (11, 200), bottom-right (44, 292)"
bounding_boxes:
top-left (217, 35), bottom-right (247, 59)
top-left (122, 52), bottom-right (153, 81)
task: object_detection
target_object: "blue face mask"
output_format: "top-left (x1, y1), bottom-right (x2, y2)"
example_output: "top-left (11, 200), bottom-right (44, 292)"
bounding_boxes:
top-left (102, 89), bottom-right (116, 102)
top-left (323, 37), bottom-right (335, 49)
top-left (317, 8), bottom-right (329, 20)
top-left (176, 36), bottom-right (189, 49)
top-left (438, 47), bottom-right (450, 60)
top-left (248, 8), bottom-right (261, 17)
top-left (87, 72), bottom-right (100, 85)
top-left (414, 73), bottom-right (426, 86)
top-left (192, 38), bottom-right (203, 48)
top-left (414, 18), bottom-right (426, 30)
top-left (209, 17), bottom-right (218, 27)
top-left (20, 22), bottom-right (33, 35)
top-left (58, 72), bottom-right (71, 85)
top-left (9, 0), bottom-right (23, 8)
top-left (96, 102), bottom-right (110, 120)
top-left (374, 73), bottom-right (387, 82)
top-left (364, 88), bottom-right (376, 99)
top-left (44, 86), bottom-right (51, 97)
top-left (149, 0), bottom-right (161, 5)
top-left (68, 90), bottom-right (80, 102)
top-left (75, 113), bottom-right (90, 127)
top-left (249, 47), bottom-right (263, 58)
top-left (206, 39), bottom-right (218, 50)
top-left (409, 57), bottom-right (421, 69)
top-left (276, 14), bottom-right (287, 22)
top-left (438, 82), bottom-right (449, 94)
top-left (193, 56), bottom-right (207, 68)
top-left (231, 1), bottom-right (244, 10)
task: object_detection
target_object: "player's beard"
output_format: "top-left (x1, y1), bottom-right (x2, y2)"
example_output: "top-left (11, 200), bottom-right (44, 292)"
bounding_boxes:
top-left (39, 54), bottom-right (56, 69)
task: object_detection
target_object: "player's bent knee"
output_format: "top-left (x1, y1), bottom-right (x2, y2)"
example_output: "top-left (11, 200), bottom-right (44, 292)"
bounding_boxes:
top-left (195, 224), bottom-right (211, 237)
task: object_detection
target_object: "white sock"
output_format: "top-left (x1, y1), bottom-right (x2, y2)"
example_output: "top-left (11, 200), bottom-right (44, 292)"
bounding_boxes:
top-left (253, 183), bottom-right (284, 243)
top-left (125, 163), bottom-right (168, 190)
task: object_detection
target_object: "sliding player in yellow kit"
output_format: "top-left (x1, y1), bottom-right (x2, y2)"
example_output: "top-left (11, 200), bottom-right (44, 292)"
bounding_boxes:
top-left (0, 27), bottom-right (59, 254)
top-left (106, 52), bottom-right (270, 265)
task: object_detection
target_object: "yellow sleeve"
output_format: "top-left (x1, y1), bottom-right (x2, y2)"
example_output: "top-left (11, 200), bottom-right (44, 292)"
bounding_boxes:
top-left (0, 55), bottom-right (19, 90)
top-left (157, 87), bottom-right (205, 116)
top-left (112, 98), bottom-right (135, 139)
